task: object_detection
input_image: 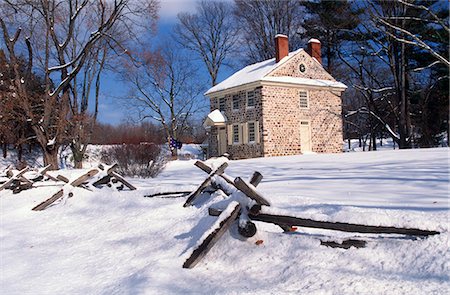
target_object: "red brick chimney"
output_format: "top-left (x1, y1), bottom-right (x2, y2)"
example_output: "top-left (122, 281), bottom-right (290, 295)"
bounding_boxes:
top-left (275, 34), bottom-right (289, 63)
top-left (307, 38), bottom-right (322, 64)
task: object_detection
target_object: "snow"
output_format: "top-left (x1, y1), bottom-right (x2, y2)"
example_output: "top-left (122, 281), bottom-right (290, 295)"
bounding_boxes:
top-left (204, 48), bottom-right (304, 95)
top-left (308, 38), bottom-right (321, 44)
top-left (203, 109), bottom-right (227, 127)
top-left (0, 148), bottom-right (449, 294)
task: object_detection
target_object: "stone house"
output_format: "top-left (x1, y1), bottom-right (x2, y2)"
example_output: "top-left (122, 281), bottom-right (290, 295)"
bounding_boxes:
top-left (203, 35), bottom-right (347, 159)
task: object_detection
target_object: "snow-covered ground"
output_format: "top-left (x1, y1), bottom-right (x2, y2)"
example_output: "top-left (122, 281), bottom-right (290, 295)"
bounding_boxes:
top-left (1, 148), bottom-right (449, 294)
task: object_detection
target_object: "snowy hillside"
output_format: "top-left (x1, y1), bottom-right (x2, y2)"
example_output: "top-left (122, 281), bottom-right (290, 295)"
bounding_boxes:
top-left (1, 148), bottom-right (449, 294)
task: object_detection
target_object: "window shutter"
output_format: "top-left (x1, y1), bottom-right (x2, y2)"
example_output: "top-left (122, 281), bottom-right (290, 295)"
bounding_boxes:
top-left (227, 125), bottom-right (233, 145)
top-left (255, 121), bottom-right (260, 143)
top-left (242, 122), bottom-right (248, 144)
top-left (238, 124), bottom-right (243, 144)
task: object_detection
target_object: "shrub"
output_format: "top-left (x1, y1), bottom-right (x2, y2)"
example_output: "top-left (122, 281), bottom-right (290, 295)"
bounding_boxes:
top-left (100, 143), bottom-right (166, 178)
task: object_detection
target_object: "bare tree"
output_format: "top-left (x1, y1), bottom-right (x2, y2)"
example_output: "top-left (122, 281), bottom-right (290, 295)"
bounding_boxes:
top-left (0, 0), bottom-right (158, 169)
top-left (234, 0), bottom-right (305, 64)
top-left (372, 0), bottom-right (449, 68)
top-left (67, 2), bottom-right (158, 168)
top-left (122, 44), bottom-right (206, 159)
top-left (341, 0), bottom-right (448, 149)
top-left (174, 0), bottom-right (239, 86)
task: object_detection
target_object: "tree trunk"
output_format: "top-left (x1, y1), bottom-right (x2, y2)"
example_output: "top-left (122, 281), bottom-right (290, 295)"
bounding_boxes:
top-left (71, 144), bottom-right (84, 169)
top-left (2, 142), bottom-right (6, 159)
top-left (372, 132), bottom-right (377, 151)
top-left (17, 144), bottom-right (23, 161)
top-left (42, 146), bottom-right (59, 170)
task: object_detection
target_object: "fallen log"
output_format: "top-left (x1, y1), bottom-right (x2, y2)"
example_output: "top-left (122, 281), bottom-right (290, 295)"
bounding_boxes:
top-left (183, 201), bottom-right (241, 269)
top-left (248, 213), bottom-right (440, 236)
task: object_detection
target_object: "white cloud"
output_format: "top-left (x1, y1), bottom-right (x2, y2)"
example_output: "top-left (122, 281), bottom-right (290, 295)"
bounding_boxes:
top-left (159, 0), bottom-right (198, 20)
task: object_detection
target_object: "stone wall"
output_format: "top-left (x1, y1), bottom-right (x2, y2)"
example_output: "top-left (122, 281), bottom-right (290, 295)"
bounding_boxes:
top-left (207, 49), bottom-right (344, 159)
top-left (269, 50), bottom-right (335, 81)
top-left (261, 86), bottom-right (343, 156)
top-left (208, 88), bottom-right (264, 159)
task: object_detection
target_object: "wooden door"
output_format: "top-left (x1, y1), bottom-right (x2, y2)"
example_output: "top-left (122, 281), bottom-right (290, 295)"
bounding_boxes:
top-left (300, 121), bottom-right (312, 153)
top-left (218, 127), bottom-right (227, 156)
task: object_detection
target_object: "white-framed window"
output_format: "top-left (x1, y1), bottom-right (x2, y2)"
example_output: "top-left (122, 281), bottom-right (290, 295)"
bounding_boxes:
top-left (232, 95), bottom-right (239, 111)
top-left (246, 90), bottom-right (255, 108)
top-left (299, 90), bottom-right (309, 109)
top-left (232, 124), bottom-right (240, 144)
top-left (219, 97), bottom-right (226, 111)
top-left (248, 121), bottom-right (256, 143)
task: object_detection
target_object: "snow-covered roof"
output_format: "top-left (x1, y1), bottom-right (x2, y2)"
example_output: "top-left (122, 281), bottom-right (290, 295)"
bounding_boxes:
top-left (203, 109), bottom-right (227, 127)
top-left (205, 48), bottom-right (347, 96)
top-left (205, 49), bottom-right (303, 95)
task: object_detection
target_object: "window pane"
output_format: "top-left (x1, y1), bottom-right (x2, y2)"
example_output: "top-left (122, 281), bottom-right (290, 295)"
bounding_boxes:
top-left (232, 95), bottom-right (239, 110)
top-left (248, 122), bottom-right (256, 142)
top-left (247, 91), bottom-right (255, 107)
top-left (233, 124), bottom-right (239, 143)
top-left (219, 98), bottom-right (226, 111)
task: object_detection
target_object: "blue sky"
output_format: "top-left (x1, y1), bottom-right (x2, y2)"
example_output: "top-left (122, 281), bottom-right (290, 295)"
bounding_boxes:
top-left (97, 0), bottom-right (233, 125)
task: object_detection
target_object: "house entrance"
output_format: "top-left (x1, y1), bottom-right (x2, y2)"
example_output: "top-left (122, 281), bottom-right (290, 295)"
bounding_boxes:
top-left (300, 121), bottom-right (312, 153)
top-left (218, 127), bottom-right (227, 156)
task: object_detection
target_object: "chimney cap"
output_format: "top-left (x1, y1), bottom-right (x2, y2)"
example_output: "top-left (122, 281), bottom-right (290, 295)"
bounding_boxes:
top-left (308, 38), bottom-right (321, 44)
top-left (275, 34), bottom-right (288, 39)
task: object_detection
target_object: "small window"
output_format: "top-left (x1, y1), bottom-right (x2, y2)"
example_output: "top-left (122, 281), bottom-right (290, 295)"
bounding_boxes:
top-left (233, 124), bottom-right (240, 144)
top-left (248, 122), bottom-right (256, 143)
top-left (219, 97), bottom-right (226, 111)
top-left (232, 95), bottom-right (239, 110)
top-left (246, 90), bottom-right (255, 108)
top-left (299, 91), bottom-right (309, 108)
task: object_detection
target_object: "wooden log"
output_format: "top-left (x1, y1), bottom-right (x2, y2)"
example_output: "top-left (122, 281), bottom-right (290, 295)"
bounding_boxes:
top-left (238, 221), bottom-right (257, 238)
top-left (92, 175), bottom-right (111, 187)
top-left (0, 167), bottom-right (29, 191)
top-left (183, 202), bottom-right (241, 269)
top-left (97, 163), bottom-right (135, 190)
top-left (208, 207), bottom-right (222, 216)
top-left (195, 161), bottom-right (234, 186)
top-left (183, 162), bottom-right (228, 207)
top-left (56, 175), bottom-right (70, 183)
top-left (249, 171), bottom-right (263, 187)
top-left (32, 190), bottom-right (64, 211)
top-left (44, 173), bottom-right (59, 182)
top-left (248, 213), bottom-right (440, 236)
top-left (234, 177), bottom-right (271, 206)
top-left (98, 163), bottom-right (119, 175)
top-left (71, 169), bottom-right (99, 187)
top-left (31, 169), bottom-right (99, 211)
top-left (320, 239), bottom-right (367, 249)
top-left (13, 182), bottom-right (33, 194)
top-left (144, 191), bottom-right (191, 198)
top-left (110, 171), bottom-right (136, 190)
top-left (19, 175), bottom-right (33, 185)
